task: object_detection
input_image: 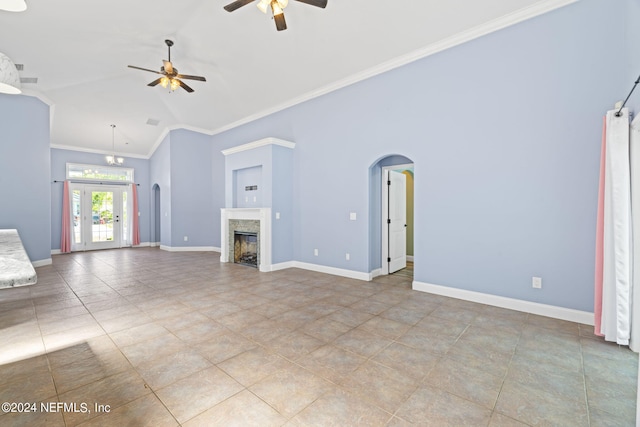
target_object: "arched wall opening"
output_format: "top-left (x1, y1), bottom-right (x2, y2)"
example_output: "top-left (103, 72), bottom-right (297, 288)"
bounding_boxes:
top-left (369, 154), bottom-right (414, 276)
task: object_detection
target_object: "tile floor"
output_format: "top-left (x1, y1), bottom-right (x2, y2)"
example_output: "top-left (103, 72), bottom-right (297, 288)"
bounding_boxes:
top-left (0, 248), bottom-right (637, 426)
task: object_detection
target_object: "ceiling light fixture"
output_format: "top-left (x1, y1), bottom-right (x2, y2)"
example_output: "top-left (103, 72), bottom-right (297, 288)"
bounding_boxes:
top-left (0, 0), bottom-right (27, 12)
top-left (106, 124), bottom-right (124, 166)
top-left (0, 52), bottom-right (22, 94)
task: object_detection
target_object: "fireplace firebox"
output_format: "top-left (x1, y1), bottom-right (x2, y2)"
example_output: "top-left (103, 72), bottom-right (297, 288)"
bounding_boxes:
top-left (234, 231), bottom-right (258, 267)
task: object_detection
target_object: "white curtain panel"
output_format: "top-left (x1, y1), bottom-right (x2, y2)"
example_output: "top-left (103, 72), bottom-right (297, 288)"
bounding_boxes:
top-left (601, 108), bottom-right (633, 346)
top-left (630, 116), bottom-right (640, 352)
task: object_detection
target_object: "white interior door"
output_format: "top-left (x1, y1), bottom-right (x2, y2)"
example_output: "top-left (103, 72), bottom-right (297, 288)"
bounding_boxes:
top-left (388, 170), bottom-right (407, 273)
top-left (69, 184), bottom-right (127, 251)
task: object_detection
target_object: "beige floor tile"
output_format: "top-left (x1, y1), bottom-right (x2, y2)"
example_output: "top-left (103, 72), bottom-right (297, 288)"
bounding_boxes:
top-left (135, 349), bottom-right (213, 390)
top-left (192, 331), bottom-right (257, 364)
top-left (333, 328), bottom-right (392, 357)
top-left (372, 342), bottom-right (440, 381)
top-left (340, 360), bottom-right (419, 414)
top-left (266, 330), bottom-right (325, 361)
top-left (182, 389), bottom-right (287, 427)
top-left (250, 364), bottom-right (333, 418)
top-left (58, 369), bottom-right (151, 426)
top-left (75, 394), bottom-right (178, 427)
top-left (51, 349), bottom-right (133, 394)
top-left (290, 388), bottom-right (392, 426)
top-left (496, 379), bottom-right (589, 426)
top-left (156, 366), bottom-right (243, 423)
top-left (396, 385), bottom-right (492, 426)
top-left (217, 347), bottom-right (294, 387)
top-left (120, 332), bottom-right (185, 367)
top-left (425, 357), bottom-right (504, 409)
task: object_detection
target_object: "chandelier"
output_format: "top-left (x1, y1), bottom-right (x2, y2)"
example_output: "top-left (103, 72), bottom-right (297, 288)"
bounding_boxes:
top-left (105, 124), bottom-right (124, 166)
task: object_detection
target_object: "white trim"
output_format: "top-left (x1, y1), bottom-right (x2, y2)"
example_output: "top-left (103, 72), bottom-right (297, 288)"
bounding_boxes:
top-left (51, 145), bottom-right (149, 160)
top-left (51, 249), bottom-right (62, 255)
top-left (370, 268), bottom-right (383, 279)
top-left (292, 261), bottom-right (372, 281)
top-left (221, 138), bottom-right (296, 156)
top-left (32, 258), bottom-right (52, 267)
top-left (266, 261), bottom-right (296, 272)
top-left (160, 245), bottom-right (220, 252)
top-left (132, 242), bottom-right (152, 248)
top-left (412, 280), bottom-right (593, 325)
top-left (407, 255), bottom-right (414, 262)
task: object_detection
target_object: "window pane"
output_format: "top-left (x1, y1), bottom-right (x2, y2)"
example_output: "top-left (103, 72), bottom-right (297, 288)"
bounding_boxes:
top-left (67, 163), bottom-right (134, 182)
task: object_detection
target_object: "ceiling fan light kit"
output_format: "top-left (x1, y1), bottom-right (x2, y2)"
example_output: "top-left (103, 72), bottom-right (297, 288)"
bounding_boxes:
top-left (128, 40), bottom-right (206, 93)
top-left (224, 0), bottom-right (327, 31)
top-left (0, 52), bottom-right (21, 94)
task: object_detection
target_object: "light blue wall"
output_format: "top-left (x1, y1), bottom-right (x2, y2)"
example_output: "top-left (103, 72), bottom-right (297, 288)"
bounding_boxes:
top-left (204, 0), bottom-right (630, 312)
top-left (624, 0), bottom-right (640, 115)
top-left (234, 166), bottom-right (263, 208)
top-left (271, 145), bottom-right (294, 263)
top-left (0, 95), bottom-right (51, 263)
top-left (50, 148), bottom-right (151, 250)
top-left (169, 129), bottom-right (216, 248)
top-left (149, 134), bottom-right (172, 247)
top-left (224, 145), bottom-right (274, 208)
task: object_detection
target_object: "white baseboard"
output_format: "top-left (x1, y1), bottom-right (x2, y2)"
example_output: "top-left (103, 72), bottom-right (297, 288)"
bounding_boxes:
top-left (407, 255), bottom-right (414, 262)
top-left (370, 268), bottom-right (383, 279)
top-left (32, 258), bottom-right (52, 267)
top-left (412, 280), bottom-right (594, 325)
top-left (50, 249), bottom-right (62, 255)
top-left (149, 242), bottom-right (160, 247)
top-left (268, 261), bottom-right (296, 272)
top-left (160, 245), bottom-right (221, 252)
top-left (133, 242), bottom-right (152, 248)
top-left (291, 261), bottom-right (371, 281)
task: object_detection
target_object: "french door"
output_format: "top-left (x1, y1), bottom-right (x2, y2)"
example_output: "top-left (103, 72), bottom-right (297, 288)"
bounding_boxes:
top-left (69, 184), bottom-right (130, 251)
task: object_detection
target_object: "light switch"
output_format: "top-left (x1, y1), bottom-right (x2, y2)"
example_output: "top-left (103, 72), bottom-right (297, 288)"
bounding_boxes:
top-left (349, 212), bottom-right (357, 221)
top-left (275, 212), bottom-right (280, 219)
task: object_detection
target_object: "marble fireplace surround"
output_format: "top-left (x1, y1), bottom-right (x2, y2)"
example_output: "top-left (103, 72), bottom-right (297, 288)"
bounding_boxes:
top-left (220, 208), bottom-right (272, 272)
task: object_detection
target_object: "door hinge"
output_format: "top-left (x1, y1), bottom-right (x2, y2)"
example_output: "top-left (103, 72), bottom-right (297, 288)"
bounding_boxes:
top-left (387, 219), bottom-right (391, 224)
top-left (387, 257), bottom-right (391, 262)
top-left (387, 180), bottom-right (391, 186)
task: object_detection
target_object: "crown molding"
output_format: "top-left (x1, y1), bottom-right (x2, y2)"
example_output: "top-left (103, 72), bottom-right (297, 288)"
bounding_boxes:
top-left (221, 137), bottom-right (295, 156)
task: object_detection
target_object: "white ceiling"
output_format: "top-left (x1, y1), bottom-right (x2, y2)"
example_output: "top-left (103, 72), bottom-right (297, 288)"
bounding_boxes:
top-left (0, 0), bottom-right (574, 158)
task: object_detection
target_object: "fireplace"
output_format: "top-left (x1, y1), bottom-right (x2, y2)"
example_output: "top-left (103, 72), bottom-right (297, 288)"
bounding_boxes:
top-left (220, 208), bottom-right (272, 271)
top-left (234, 231), bottom-right (258, 267)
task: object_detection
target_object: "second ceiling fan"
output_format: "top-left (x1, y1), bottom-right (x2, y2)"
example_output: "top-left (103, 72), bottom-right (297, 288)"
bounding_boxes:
top-left (224, 0), bottom-right (327, 31)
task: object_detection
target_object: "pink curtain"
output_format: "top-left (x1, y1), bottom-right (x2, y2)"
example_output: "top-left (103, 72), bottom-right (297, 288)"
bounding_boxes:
top-left (593, 117), bottom-right (606, 336)
top-left (132, 184), bottom-right (140, 246)
top-left (60, 180), bottom-right (72, 253)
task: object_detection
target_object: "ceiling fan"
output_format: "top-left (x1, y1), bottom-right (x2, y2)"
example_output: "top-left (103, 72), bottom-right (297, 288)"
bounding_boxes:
top-left (128, 40), bottom-right (206, 93)
top-left (224, 0), bottom-right (328, 31)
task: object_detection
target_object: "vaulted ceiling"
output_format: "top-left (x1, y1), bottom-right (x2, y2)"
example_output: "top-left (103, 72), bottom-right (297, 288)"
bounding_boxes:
top-left (0, 0), bottom-right (574, 157)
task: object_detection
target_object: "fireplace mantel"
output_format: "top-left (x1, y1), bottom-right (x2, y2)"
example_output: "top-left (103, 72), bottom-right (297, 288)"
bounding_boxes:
top-left (220, 208), bottom-right (272, 271)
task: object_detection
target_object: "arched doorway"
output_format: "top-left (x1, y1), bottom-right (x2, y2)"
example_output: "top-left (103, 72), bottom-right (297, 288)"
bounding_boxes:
top-left (369, 155), bottom-right (414, 277)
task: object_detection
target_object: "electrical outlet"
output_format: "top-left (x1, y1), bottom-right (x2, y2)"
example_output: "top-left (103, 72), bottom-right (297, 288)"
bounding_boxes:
top-left (532, 277), bottom-right (542, 289)
top-left (346, 253), bottom-right (350, 261)
top-left (314, 249), bottom-right (318, 256)
top-left (184, 236), bottom-right (188, 242)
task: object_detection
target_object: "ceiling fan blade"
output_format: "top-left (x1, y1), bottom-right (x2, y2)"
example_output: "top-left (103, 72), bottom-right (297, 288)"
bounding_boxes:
top-left (274, 13), bottom-right (287, 31)
top-left (178, 80), bottom-right (194, 93)
top-left (176, 74), bottom-right (206, 82)
top-left (128, 65), bottom-right (162, 75)
top-left (147, 78), bottom-right (163, 87)
top-left (163, 60), bottom-right (174, 75)
top-left (224, 0), bottom-right (256, 12)
top-left (294, 0), bottom-right (327, 8)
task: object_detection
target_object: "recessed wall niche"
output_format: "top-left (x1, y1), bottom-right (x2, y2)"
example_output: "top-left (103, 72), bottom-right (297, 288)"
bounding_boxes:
top-left (234, 165), bottom-right (262, 208)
